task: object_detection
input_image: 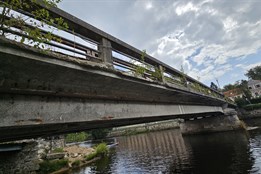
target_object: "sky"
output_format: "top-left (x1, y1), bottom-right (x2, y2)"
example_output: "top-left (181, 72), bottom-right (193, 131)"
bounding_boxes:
top-left (59, 0), bottom-right (261, 87)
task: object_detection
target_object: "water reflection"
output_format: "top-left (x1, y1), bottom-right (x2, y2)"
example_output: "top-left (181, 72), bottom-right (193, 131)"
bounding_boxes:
top-left (73, 121), bottom-right (261, 174)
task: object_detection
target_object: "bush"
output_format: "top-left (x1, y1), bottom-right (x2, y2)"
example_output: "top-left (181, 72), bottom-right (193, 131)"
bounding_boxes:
top-left (250, 97), bottom-right (261, 104)
top-left (65, 132), bottom-right (89, 143)
top-left (95, 143), bottom-right (109, 156)
top-left (235, 97), bottom-right (249, 107)
top-left (243, 103), bottom-right (261, 110)
top-left (85, 143), bottom-right (109, 161)
top-left (85, 152), bottom-right (97, 161)
top-left (38, 159), bottom-right (68, 174)
top-left (90, 129), bottom-right (110, 140)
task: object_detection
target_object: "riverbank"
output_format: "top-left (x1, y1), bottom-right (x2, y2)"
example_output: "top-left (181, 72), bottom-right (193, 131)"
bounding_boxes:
top-left (38, 143), bottom-right (110, 174)
top-left (107, 119), bottom-right (180, 137)
top-left (237, 108), bottom-right (261, 119)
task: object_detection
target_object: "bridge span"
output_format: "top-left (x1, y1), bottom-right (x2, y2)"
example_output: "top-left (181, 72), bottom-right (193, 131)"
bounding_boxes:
top-left (0, 2), bottom-right (236, 142)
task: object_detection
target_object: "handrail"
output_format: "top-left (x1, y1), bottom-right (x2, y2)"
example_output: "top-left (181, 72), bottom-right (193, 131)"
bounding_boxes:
top-left (36, 2), bottom-right (223, 95)
top-left (0, 0), bottom-right (224, 100)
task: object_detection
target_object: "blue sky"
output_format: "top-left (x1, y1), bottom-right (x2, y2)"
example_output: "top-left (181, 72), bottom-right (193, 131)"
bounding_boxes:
top-left (59, 0), bottom-right (261, 87)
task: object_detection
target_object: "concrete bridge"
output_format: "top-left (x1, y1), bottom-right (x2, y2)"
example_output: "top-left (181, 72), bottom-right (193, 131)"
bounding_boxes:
top-left (0, 2), bottom-right (239, 142)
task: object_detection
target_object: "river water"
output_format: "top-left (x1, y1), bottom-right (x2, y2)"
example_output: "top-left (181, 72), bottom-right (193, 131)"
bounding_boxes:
top-left (73, 118), bottom-right (261, 174)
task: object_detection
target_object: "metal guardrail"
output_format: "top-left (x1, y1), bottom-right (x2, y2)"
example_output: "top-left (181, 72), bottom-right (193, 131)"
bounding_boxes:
top-left (0, 0), bottom-right (225, 100)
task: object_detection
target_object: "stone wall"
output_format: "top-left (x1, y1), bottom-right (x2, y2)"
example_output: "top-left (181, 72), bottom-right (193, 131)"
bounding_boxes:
top-left (0, 136), bottom-right (64, 174)
top-left (237, 108), bottom-right (261, 119)
top-left (0, 141), bottom-right (39, 174)
top-left (108, 119), bottom-right (180, 137)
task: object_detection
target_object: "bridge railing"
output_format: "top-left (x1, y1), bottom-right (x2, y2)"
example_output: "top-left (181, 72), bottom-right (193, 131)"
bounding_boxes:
top-left (0, 0), bottom-right (224, 100)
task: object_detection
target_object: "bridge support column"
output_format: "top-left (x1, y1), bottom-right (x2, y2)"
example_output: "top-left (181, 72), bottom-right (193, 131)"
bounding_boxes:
top-left (180, 111), bottom-right (244, 135)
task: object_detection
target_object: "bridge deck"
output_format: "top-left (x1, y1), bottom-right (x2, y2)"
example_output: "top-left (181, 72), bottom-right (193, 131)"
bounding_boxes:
top-left (0, 38), bottom-right (225, 142)
top-left (0, 1), bottom-right (232, 142)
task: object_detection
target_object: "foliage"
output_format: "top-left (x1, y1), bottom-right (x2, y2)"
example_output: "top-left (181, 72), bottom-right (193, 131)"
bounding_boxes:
top-left (95, 143), bottom-right (109, 156)
top-left (52, 147), bottom-right (64, 153)
top-left (65, 132), bottom-right (89, 143)
top-left (250, 97), bottom-right (261, 104)
top-left (243, 103), bottom-right (261, 111)
top-left (245, 65), bottom-right (261, 80)
top-left (133, 50), bottom-right (147, 77)
top-left (0, 0), bottom-right (68, 49)
top-left (85, 143), bottom-right (109, 161)
top-left (223, 83), bottom-right (239, 91)
top-left (71, 160), bottom-right (81, 167)
top-left (85, 152), bottom-right (97, 161)
top-left (38, 159), bottom-right (68, 174)
top-left (151, 66), bottom-right (163, 81)
top-left (234, 97), bottom-right (249, 107)
top-left (90, 129), bottom-right (110, 140)
top-left (223, 80), bottom-right (251, 101)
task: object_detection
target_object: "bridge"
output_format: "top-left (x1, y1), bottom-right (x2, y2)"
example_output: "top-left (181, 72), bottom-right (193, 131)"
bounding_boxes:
top-left (0, 2), bottom-right (238, 142)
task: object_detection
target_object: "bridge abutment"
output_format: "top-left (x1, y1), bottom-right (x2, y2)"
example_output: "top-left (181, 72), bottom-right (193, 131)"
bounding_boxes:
top-left (180, 112), bottom-right (244, 135)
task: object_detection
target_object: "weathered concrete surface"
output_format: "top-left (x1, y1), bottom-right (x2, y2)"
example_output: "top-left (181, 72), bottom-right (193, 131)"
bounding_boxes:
top-left (180, 114), bottom-right (243, 135)
top-left (0, 38), bottom-right (233, 142)
top-left (0, 38), bottom-right (226, 106)
top-left (0, 93), bottom-right (223, 142)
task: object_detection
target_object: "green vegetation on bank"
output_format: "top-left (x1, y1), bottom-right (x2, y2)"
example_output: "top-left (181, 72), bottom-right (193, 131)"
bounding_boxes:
top-left (90, 129), bottom-right (110, 140)
top-left (52, 147), bottom-right (64, 153)
top-left (38, 159), bottom-right (68, 174)
top-left (243, 103), bottom-right (261, 111)
top-left (85, 143), bottom-right (109, 161)
top-left (65, 132), bottom-right (89, 143)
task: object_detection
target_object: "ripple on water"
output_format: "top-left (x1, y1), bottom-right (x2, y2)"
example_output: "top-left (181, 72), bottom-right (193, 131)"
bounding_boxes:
top-left (72, 120), bottom-right (261, 174)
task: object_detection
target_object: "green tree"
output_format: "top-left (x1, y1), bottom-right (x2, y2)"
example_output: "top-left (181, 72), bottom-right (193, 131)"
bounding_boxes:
top-left (90, 129), bottom-right (110, 140)
top-left (245, 65), bottom-right (261, 80)
top-left (0, 0), bottom-right (68, 48)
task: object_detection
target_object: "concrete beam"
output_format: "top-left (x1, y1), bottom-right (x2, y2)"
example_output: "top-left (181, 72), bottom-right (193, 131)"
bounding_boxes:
top-left (0, 94), bottom-right (223, 127)
top-left (0, 93), bottom-right (223, 142)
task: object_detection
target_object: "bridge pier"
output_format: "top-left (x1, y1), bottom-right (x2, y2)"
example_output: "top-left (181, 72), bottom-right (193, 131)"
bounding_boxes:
top-left (180, 111), bottom-right (243, 135)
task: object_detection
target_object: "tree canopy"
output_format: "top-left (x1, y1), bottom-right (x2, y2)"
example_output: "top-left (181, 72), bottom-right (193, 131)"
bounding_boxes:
top-left (245, 65), bottom-right (261, 80)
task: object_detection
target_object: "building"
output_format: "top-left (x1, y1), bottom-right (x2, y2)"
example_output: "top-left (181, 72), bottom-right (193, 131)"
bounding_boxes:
top-left (248, 79), bottom-right (261, 98)
top-left (223, 88), bottom-right (244, 101)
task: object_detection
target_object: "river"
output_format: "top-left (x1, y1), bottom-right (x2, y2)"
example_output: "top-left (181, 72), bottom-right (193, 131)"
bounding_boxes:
top-left (72, 118), bottom-right (261, 174)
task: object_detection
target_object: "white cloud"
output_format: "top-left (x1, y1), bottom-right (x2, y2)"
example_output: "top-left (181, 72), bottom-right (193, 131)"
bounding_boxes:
top-left (175, 2), bottom-right (199, 16)
top-left (242, 62), bottom-right (261, 71)
top-left (60, 0), bottom-right (261, 85)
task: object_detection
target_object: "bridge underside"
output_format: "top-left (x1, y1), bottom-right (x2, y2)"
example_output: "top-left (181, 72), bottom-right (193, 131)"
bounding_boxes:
top-left (0, 93), bottom-right (223, 142)
top-left (0, 39), bottom-right (227, 142)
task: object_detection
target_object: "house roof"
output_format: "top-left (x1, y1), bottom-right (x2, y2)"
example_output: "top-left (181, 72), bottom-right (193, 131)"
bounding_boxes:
top-left (223, 88), bottom-right (243, 97)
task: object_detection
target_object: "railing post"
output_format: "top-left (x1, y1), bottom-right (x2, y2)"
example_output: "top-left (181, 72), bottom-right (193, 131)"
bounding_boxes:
top-left (98, 38), bottom-right (113, 67)
top-left (159, 65), bottom-right (165, 83)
